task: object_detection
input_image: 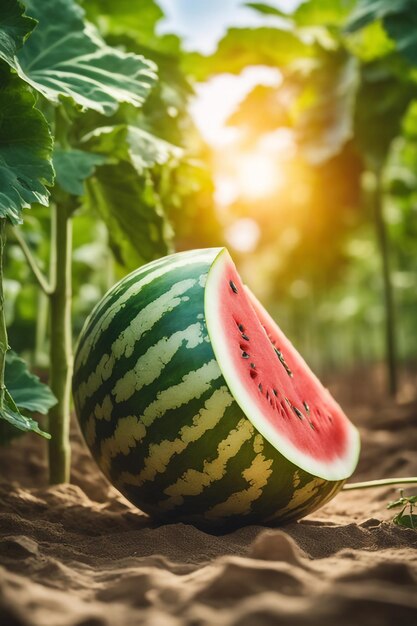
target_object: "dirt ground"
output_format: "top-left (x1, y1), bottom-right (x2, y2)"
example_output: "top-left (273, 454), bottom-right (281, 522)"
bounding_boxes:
top-left (0, 367), bottom-right (416, 626)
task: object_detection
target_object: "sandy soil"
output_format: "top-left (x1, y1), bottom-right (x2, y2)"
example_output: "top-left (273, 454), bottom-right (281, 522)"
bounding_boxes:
top-left (1, 369), bottom-right (417, 626)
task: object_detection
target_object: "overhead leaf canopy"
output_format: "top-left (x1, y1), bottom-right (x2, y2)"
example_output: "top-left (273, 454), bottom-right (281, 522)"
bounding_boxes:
top-left (294, 0), bottom-right (357, 27)
top-left (354, 60), bottom-right (417, 169)
top-left (345, 0), bottom-right (413, 33)
top-left (244, 3), bottom-right (291, 19)
top-left (12, 0), bottom-right (157, 115)
top-left (295, 52), bottom-right (360, 165)
top-left (184, 27), bottom-right (311, 80)
top-left (85, 0), bottom-right (181, 55)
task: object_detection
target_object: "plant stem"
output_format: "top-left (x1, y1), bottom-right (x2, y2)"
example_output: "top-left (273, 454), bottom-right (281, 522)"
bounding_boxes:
top-left (373, 169), bottom-right (397, 396)
top-left (48, 203), bottom-right (72, 483)
top-left (0, 219), bottom-right (9, 408)
top-left (13, 227), bottom-right (53, 295)
top-left (343, 477), bottom-right (417, 491)
top-left (34, 291), bottom-right (49, 367)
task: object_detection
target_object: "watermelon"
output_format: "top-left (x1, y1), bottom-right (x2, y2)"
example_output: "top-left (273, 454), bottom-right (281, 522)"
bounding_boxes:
top-left (73, 248), bottom-right (360, 529)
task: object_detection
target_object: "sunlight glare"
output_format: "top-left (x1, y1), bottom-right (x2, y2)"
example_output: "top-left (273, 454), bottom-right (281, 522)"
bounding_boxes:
top-left (225, 218), bottom-right (261, 252)
top-left (236, 152), bottom-right (284, 200)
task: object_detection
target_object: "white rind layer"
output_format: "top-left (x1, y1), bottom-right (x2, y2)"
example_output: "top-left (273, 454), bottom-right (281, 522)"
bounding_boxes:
top-left (204, 248), bottom-right (360, 482)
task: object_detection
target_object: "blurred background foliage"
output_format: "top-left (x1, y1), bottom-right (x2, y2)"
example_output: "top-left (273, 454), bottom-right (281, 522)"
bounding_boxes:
top-left (5, 0), bottom-right (417, 393)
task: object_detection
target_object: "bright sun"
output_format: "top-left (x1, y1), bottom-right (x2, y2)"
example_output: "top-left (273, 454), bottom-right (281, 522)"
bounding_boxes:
top-left (235, 151), bottom-right (284, 200)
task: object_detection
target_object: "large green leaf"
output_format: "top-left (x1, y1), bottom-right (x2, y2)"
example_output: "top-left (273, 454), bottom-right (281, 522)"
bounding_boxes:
top-left (53, 148), bottom-right (106, 196)
top-left (354, 61), bottom-right (417, 169)
top-left (5, 350), bottom-right (56, 414)
top-left (384, 10), bottom-right (417, 66)
top-left (85, 0), bottom-right (180, 55)
top-left (0, 350), bottom-right (55, 442)
top-left (227, 84), bottom-right (291, 134)
top-left (0, 0), bottom-right (36, 66)
top-left (244, 3), bottom-right (291, 19)
top-left (346, 0), bottom-right (417, 67)
top-left (0, 69), bottom-right (54, 224)
top-left (13, 0), bottom-right (157, 115)
top-left (82, 125), bottom-right (182, 175)
top-left (345, 0), bottom-right (412, 33)
top-left (295, 52), bottom-right (360, 165)
top-left (0, 388), bottom-right (50, 441)
top-left (184, 27), bottom-right (311, 80)
top-left (294, 0), bottom-right (357, 27)
top-left (345, 20), bottom-right (395, 62)
top-left (86, 163), bottom-right (172, 270)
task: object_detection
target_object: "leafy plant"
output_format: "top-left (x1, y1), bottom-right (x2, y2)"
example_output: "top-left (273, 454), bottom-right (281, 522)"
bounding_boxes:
top-left (387, 491), bottom-right (417, 529)
top-left (0, 1), bottom-right (55, 439)
top-left (0, 0), bottom-right (202, 484)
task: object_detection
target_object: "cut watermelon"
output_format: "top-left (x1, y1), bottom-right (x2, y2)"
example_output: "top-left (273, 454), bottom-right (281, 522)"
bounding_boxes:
top-left (205, 249), bottom-right (360, 482)
top-left (73, 247), bottom-right (360, 529)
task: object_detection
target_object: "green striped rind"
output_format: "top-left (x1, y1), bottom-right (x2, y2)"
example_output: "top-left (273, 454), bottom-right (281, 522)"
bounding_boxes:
top-left (73, 248), bottom-right (344, 529)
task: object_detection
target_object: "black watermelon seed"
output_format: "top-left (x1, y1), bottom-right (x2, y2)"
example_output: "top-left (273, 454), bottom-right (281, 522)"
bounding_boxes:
top-left (258, 383), bottom-right (263, 392)
top-left (238, 323), bottom-right (244, 332)
top-left (250, 362), bottom-right (256, 369)
top-left (303, 401), bottom-right (310, 414)
top-left (274, 347), bottom-right (293, 377)
top-left (241, 334), bottom-right (250, 341)
top-left (242, 351), bottom-right (249, 359)
top-left (292, 406), bottom-right (304, 420)
top-left (229, 280), bottom-right (238, 294)
top-left (273, 389), bottom-right (278, 396)
top-left (309, 422), bottom-right (315, 430)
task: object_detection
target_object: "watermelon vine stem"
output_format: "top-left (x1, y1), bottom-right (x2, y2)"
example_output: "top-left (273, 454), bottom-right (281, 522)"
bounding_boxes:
top-left (0, 219), bottom-right (8, 409)
top-left (343, 477), bottom-right (417, 491)
top-left (47, 202), bottom-right (72, 483)
top-left (12, 227), bottom-right (54, 295)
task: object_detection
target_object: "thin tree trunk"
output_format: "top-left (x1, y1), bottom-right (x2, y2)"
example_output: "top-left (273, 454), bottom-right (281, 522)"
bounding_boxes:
top-left (373, 170), bottom-right (397, 396)
top-left (48, 204), bottom-right (72, 483)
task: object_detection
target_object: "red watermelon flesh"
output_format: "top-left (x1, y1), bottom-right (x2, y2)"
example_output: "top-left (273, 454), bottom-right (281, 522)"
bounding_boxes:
top-left (205, 249), bottom-right (360, 481)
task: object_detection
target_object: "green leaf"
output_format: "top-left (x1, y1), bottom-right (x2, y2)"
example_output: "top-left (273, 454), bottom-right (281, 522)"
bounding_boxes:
top-left (14, 0), bottom-right (157, 115)
top-left (294, 0), bottom-right (357, 27)
top-left (393, 513), bottom-right (417, 529)
top-left (227, 84), bottom-right (291, 134)
top-left (86, 163), bottom-right (172, 270)
top-left (245, 3), bottom-right (291, 19)
top-left (0, 388), bottom-right (50, 440)
top-left (184, 27), bottom-right (311, 80)
top-left (82, 125), bottom-right (182, 175)
top-left (53, 148), bottom-right (106, 196)
top-left (5, 350), bottom-right (56, 414)
top-left (295, 52), bottom-right (360, 165)
top-left (384, 11), bottom-right (417, 66)
top-left (0, 0), bottom-right (36, 67)
top-left (0, 68), bottom-right (54, 224)
top-left (354, 60), bottom-right (417, 169)
top-left (85, 0), bottom-right (180, 55)
top-left (345, 20), bottom-right (395, 62)
top-left (345, 0), bottom-right (412, 33)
